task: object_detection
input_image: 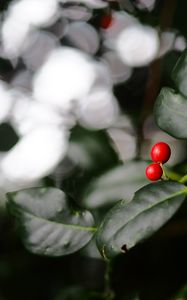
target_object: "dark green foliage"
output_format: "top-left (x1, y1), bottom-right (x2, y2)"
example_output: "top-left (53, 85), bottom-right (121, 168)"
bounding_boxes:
top-left (96, 181), bottom-right (186, 259)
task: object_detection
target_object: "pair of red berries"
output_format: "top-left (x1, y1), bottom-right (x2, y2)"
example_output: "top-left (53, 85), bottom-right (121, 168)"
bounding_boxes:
top-left (146, 142), bottom-right (171, 181)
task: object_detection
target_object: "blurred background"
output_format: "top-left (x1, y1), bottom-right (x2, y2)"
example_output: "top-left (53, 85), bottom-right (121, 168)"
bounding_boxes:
top-left (0, 0), bottom-right (187, 299)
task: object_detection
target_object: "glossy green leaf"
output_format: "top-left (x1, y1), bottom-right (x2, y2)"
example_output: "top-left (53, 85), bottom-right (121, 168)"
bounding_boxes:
top-left (96, 181), bottom-right (186, 259)
top-left (82, 161), bottom-right (149, 209)
top-left (172, 49), bottom-right (187, 97)
top-left (154, 87), bottom-right (187, 139)
top-left (7, 187), bottom-right (96, 256)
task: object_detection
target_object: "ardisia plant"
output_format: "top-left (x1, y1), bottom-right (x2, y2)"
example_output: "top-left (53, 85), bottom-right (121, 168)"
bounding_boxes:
top-left (6, 49), bottom-right (187, 300)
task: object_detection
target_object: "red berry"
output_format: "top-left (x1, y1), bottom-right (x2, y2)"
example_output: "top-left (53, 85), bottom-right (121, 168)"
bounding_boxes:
top-left (150, 142), bottom-right (171, 164)
top-left (145, 163), bottom-right (163, 181)
top-left (100, 14), bottom-right (113, 29)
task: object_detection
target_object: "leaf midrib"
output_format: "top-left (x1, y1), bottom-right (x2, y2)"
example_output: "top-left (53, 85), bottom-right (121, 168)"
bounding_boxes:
top-left (16, 206), bottom-right (97, 233)
top-left (107, 187), bottom-right (186, 241)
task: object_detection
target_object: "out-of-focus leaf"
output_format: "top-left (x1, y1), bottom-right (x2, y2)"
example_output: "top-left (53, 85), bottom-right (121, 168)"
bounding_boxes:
top-left (61, 126), bottom-right (120, 200)
top-left (175, 283), bottom-right (187, 298)
top-left (82, 161), bottom-right (149, 209)
top-left (121, 295), bottom-right (140, 300)
top-left (55, 286), bottom-right (103, 300)
top-left (96, 181), bottom-right (186, 259)
top-left (172, 48), bottom-right (187, 97)
top-left (68, 126), bottom-right (119, 172)
top-left (154, 87), bottom-right (187, 139)
top-left (7, 187), bottom-right (96, 256)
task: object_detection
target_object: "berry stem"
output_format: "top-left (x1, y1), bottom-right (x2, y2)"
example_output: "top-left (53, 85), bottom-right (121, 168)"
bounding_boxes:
top-left (160, 163), bottom-right (169, 181)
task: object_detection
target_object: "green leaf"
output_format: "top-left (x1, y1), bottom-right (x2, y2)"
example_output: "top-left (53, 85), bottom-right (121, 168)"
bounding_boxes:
top-left (82, 161), bottom-right (149, 209)
top-left (154, 87), bottom-right (187, 139)
top-left (7, 187), bottom-right (96, 256)
top-left (172, 49), bottom-right (187, 97)
top-left (96, 181), bottom-right (186, 259)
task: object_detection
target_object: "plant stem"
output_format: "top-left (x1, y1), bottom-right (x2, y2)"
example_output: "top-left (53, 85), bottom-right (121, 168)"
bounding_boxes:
top-left (104, 260), bottom-right (115, 300)
top-left (180, 174), bottom-right (187, 184)
top-left (165, 169), bottom-right (181, 182)
top-left (161, 166), bottom-right (184, 183)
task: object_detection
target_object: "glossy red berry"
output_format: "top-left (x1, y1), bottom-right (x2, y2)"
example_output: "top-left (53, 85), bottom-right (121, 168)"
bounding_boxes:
top-left (150, 142), bottom-right (171, 164)
top-left (100, 14), bottom-right (113, 29)
top-left (145, 163), bottom-right (163, 181)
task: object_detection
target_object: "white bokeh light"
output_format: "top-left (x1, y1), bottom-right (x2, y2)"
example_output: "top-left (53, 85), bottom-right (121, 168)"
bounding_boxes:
top-left (102, 51), bottom-right (132, 84)
top-left (33, 47), bottom-right (96, 112)
top-left (135, 0), bottom-right (156, 11)
top-left (8, 0), bottom-right (58, 27)
top-left (174, 35), bottom-right (187, 51)
top-left (116, 24), bottom-right (159, 67)
top-left (91, 60), bottom-right (112, 90)
top-left (0, 173), bottom-right (41, 208)
top-left (11, 70), bottom-right (32, 90)
top-left (22, 31), bottom-right (59, 71)
top-left (1, 126), bottom-right (68, 184)
top-left (78, 89), bottom-right (119, 129)
top-left (1, 0), bottom-right (58, 57)
top-left (11, 97), bottom-right (64, 136)
top-left (108, 115), bottom-right (137, 161)
top-left (109, 129), bottom-right (136, 161)
top-left (1, 17), bottom-right (31, 57)
top-left (61, 5), bottom-right (92, 21)
top-left (66, 22), bottom-right (99, 55)
top-left (103, 11), bottom-right (138, 49)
